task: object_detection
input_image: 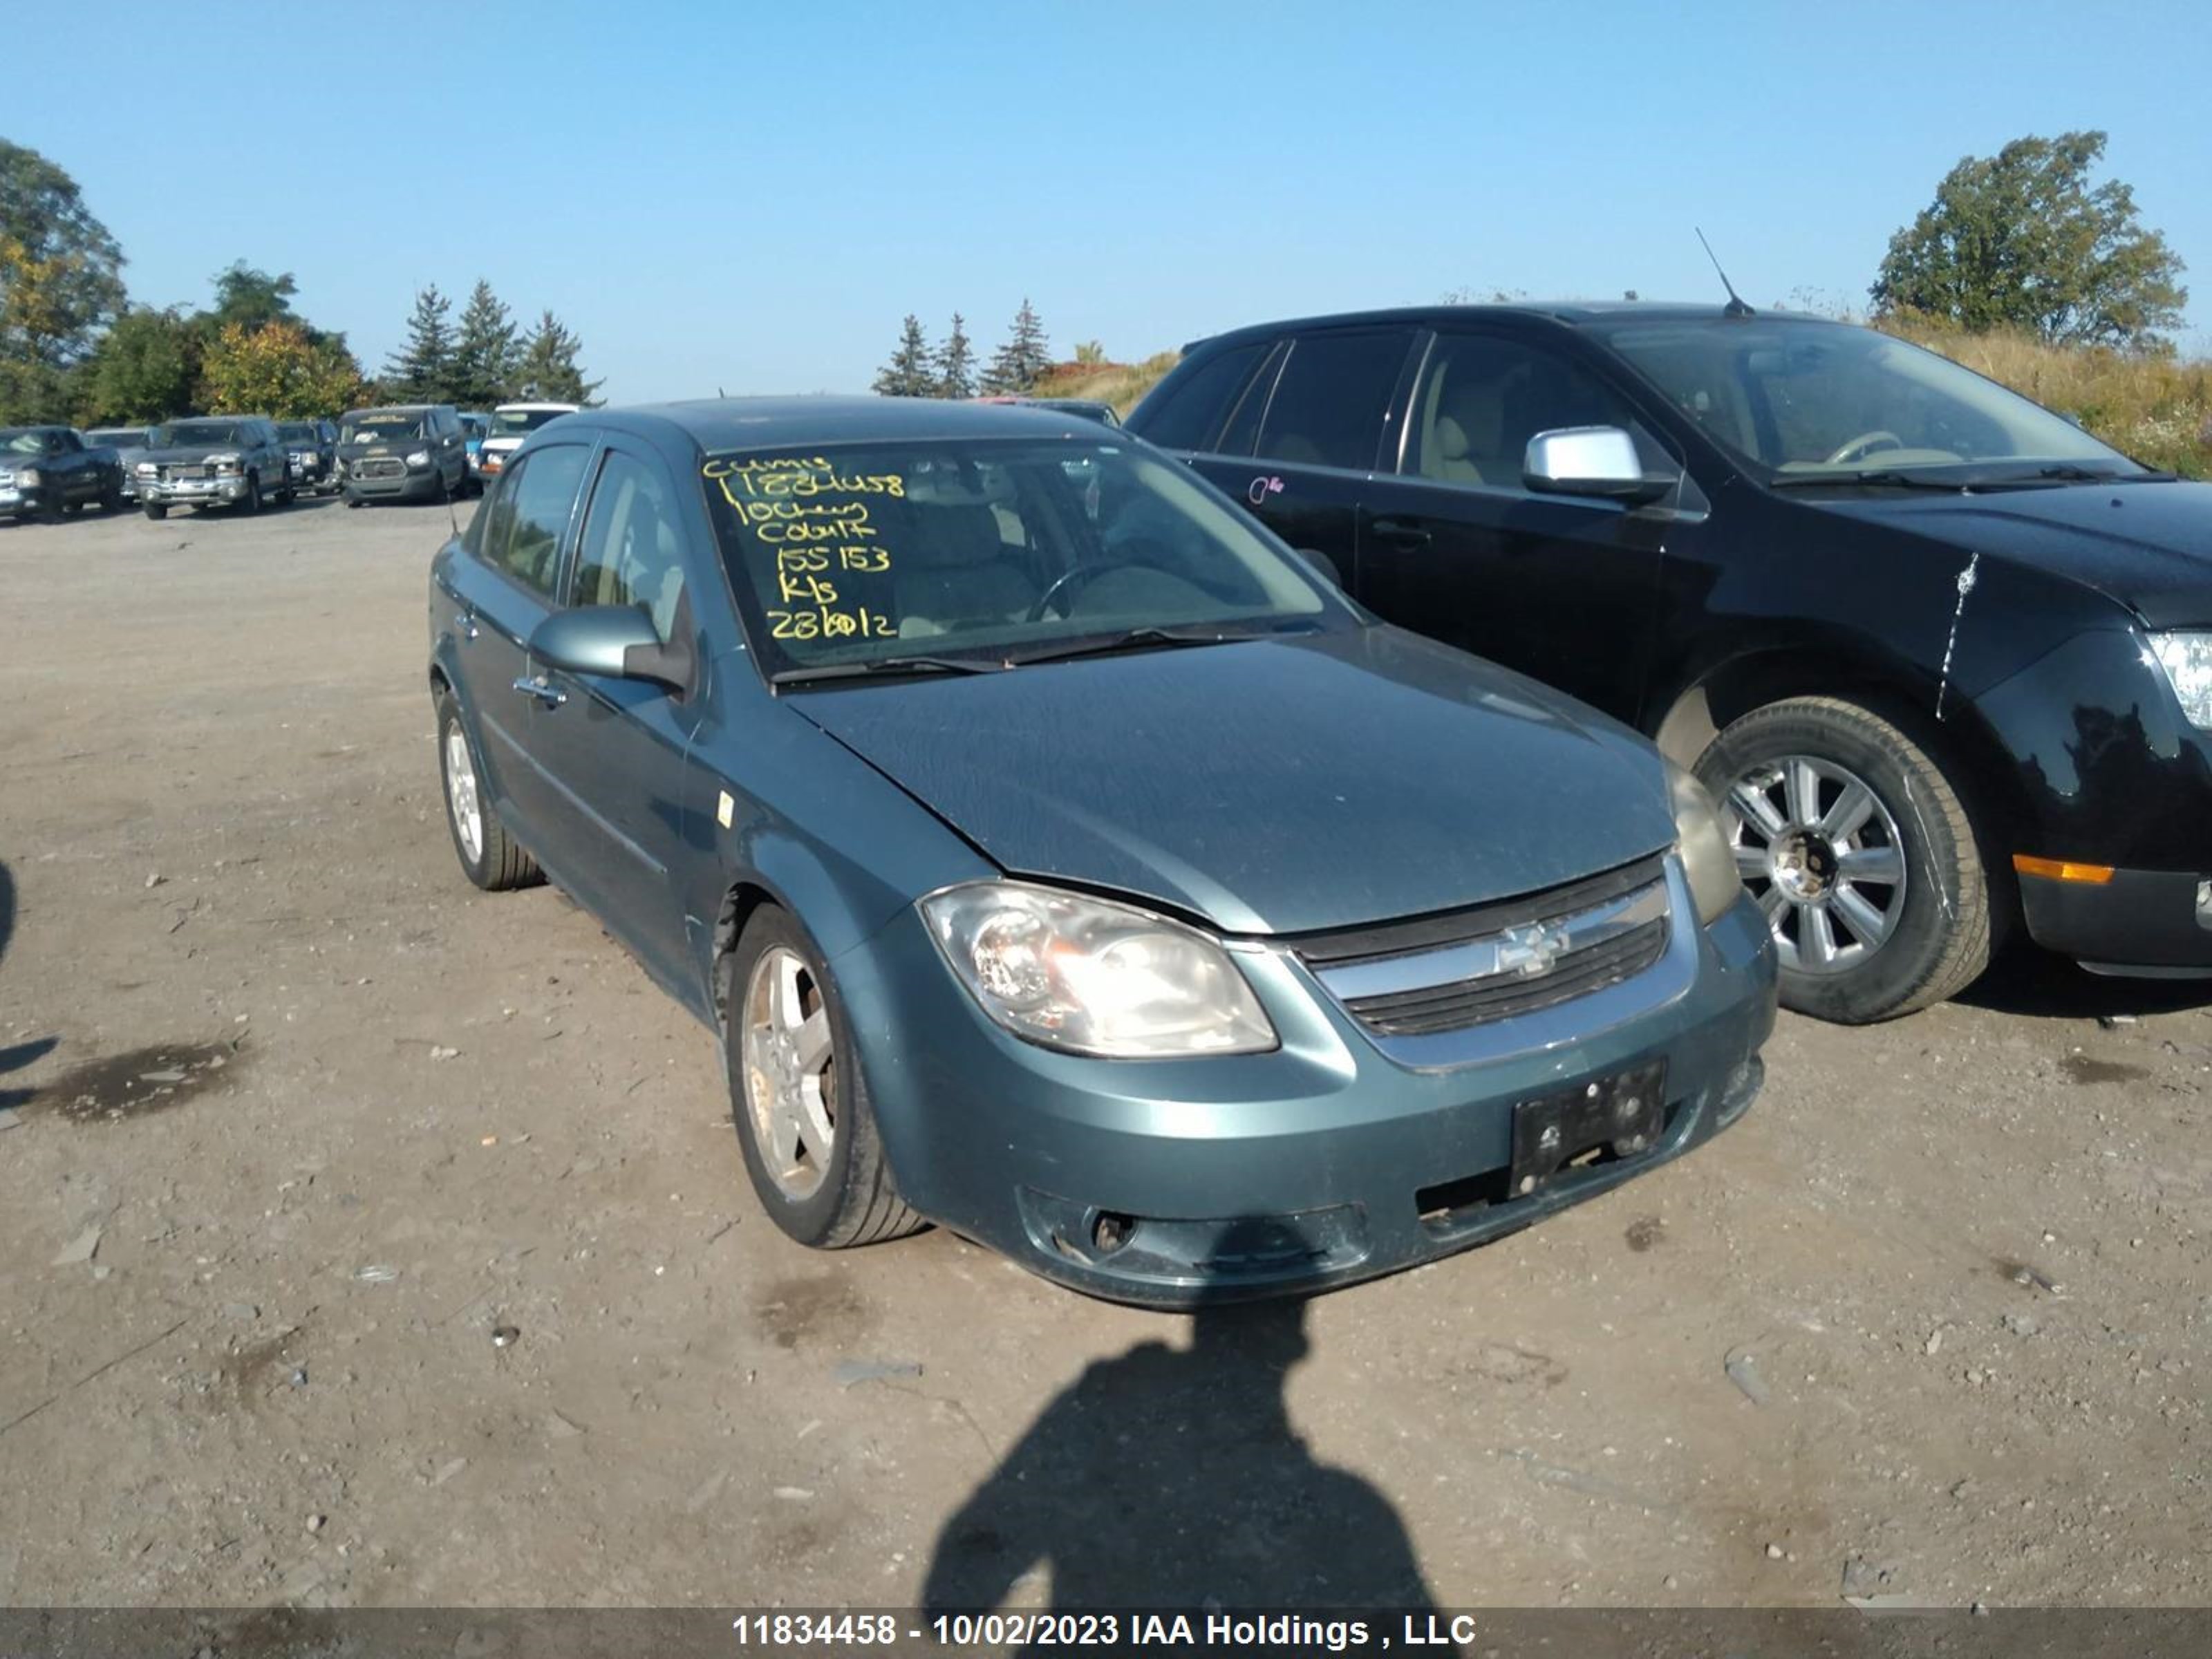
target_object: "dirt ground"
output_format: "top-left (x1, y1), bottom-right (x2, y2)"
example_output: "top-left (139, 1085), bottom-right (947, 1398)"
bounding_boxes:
top-left (1, 496), bottom-right (2206, 1615)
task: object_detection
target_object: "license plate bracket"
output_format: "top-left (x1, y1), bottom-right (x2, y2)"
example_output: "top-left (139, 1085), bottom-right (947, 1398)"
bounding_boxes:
top-left (1510, 1060), bottom-right (1667, 1197)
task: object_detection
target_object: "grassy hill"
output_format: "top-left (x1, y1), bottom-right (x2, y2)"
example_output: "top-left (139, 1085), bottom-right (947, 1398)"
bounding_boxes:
top-left (1036, 323), bottom-right (2211, 479)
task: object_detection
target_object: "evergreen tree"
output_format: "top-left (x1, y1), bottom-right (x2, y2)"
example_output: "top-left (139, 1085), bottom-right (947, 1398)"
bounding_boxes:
top-left (450, 279), bottom-right (518, 407)
top-left (512, 310), bottom-right (600, 404)
top-left (382, 283), bottom-right (455, 400)
top-left (872, 314), bottom-right (935, 397)
top-left (980, 299), bottom-right (1051, 394)
top-left (932, 312), bottom-right (975, 400)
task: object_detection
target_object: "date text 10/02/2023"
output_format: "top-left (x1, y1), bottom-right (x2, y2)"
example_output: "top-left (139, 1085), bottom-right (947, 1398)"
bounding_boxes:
top-left (708, 456), bottom-right (903, 645)
top-left (727, 1612), bottom-right (1494, 1650)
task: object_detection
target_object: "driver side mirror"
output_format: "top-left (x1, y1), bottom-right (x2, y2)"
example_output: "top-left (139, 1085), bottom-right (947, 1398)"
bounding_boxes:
top-left (1523, 426), bottom-right (1678, 505)
top-left (529, 605), bottom-right (691, 691)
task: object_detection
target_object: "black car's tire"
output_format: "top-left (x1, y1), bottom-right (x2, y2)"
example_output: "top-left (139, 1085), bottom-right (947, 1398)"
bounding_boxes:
top-left (241, 474), bottom-right (263, 514)
top-left (39, 495), bottom-right (66, 523)
top-left (345, 495), bottom-right (365, 509)
top-left (434, 689), bottom-right (540, 892)
top-left (1697, 695), bottom-right (1991, 1024)
top-left (723, 905), bottom-right (924, 1250)
top-left (100, 484), bottom-right (123, 512)
top-left (143, 503), bottom-right (168, 521)
top-left (275, 476), bottom-right (296, 505)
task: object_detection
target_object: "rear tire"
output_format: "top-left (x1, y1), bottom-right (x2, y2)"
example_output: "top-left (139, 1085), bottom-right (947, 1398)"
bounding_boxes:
top-left (434, 689), bottom-right (540, 892)
top-left (724, 906), bottom-right (924, 1249)
top-left (1697, 695), bottom-right (1991, 1023)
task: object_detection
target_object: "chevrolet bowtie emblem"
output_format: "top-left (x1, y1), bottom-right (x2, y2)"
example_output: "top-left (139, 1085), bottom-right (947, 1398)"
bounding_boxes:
top-left (1497, 920), bottom-right (1571, 978)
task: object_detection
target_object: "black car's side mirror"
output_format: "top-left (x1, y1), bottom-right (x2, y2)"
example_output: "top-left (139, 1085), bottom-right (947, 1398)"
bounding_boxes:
top-left (530, 606), bottom-right (691, 691)
top-left (1523, 426), bottom-right (1679, 506)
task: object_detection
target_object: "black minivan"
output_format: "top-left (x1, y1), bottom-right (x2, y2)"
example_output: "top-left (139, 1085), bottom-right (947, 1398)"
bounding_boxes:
top-left (1127, 304), bottom-right (2212, 1022)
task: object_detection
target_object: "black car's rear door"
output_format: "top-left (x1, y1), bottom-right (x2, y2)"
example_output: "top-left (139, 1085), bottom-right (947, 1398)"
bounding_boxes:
top-left (1183, 328), bottom-right (1420, 592)
top-left (1353, 326), bottom-right (1697, 723)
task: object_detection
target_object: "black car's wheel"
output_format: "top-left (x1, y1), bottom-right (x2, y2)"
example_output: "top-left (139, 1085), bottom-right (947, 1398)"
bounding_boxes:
top-left (724, 905), bottom-right (924, 1250)
top-left (100, 483), bottom-right (123, 512)
top-left (241, 474), bottom-right (263, 514)
top-left (1698, 695), bottom-right (1991, 1023)
top-left (143, 502), bottom-right (168, 521)
top-left (434, 689), bottom-right (539, 891)
top-left (274, 471), bottom-right (296, 505)
top-left (39, 494), bottom-right (66, 523)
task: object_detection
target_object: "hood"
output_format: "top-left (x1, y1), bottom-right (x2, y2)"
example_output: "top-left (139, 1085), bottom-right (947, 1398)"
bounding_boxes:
top-left (1812, 480), bottom-right (2212, 629)
top-left (139, 442), bottom-right (247, 464)
top-left (789, 626), bottom-right (1674, 936)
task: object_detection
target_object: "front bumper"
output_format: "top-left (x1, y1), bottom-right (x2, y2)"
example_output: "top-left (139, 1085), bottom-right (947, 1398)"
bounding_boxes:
top-left (1, 482), bottom-right (46, 514)
top-left (140, 476), bottom-right (253, 506)
top-left (344, 467), bottom-right (445, 503)
top-left (2020, 867), bottom-right (2212, 974)
top-left (829, 870), bottom-right (1777, 1306)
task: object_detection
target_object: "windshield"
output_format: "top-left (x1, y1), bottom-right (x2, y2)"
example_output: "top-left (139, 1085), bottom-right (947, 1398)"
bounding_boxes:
top-left (277, 422), bottom-right (320, 442)
top-left (154, 421), bottom-right (244, 448)
top-left (87, 428), bottom-right (147, 447)
top-left (491, 407), bottom-right (568, 436)
top-left (0, 429), bottom-right (49, 453)
top-left (343, 413), bottom-right (424, 443)
top-left (1594, 318), bottom-right (2142, 480)
top-left (703, 438), bottom-right (1341, 677)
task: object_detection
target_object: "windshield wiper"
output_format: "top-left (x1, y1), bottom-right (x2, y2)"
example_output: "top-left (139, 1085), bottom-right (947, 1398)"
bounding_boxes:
top-left (1003, 618), bottom-right (1324, 668)
top-left (2027, 463), bottom-right (2175, 484)
top-left (1770, 469), bottom-right (1972, 491)
top-left (770, 653), bottom-right (1009, 686)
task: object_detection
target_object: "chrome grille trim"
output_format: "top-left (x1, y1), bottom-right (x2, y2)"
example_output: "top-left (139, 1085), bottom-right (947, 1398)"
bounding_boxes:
top-left (1316, 880), bottom-right (1669, 1004)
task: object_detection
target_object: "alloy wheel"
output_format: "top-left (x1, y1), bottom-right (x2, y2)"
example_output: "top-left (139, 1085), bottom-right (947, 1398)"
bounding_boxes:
top-left (442, 724), bottom-right (483, 864)
top-left (740, 946), bottom-right (838, 1201)
top-left (1724, 753), bottom-right (1906, 974)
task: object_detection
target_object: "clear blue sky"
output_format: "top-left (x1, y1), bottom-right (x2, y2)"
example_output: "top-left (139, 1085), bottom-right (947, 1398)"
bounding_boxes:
top-left (14, 0), bottom-right (2207, 401)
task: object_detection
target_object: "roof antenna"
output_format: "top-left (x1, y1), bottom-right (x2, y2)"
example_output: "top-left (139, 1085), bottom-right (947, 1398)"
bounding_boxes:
top-left (1696, 228), bottom-right (1755, 318)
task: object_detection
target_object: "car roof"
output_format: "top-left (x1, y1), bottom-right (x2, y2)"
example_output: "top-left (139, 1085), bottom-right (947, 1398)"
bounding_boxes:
top-left (346, 404), bottom-right (437, 415)
top-left (579, 395), bottom-right (1114, 453)
top-left (494, 401), bottom-right (580, 412)
top-left (1184, 300), bottom-right (1835, 352)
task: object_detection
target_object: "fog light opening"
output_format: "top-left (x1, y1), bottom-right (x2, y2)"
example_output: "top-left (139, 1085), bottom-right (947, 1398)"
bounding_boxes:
top-left (1091, 1211), bottom-right (1134, 1255)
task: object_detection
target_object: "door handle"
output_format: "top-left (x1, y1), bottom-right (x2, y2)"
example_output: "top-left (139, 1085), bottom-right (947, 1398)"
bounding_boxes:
top-left (512, 675), bottom-right (566, 708)
top-left (453, 612), bottom-right (478, 641)
top-left (1368, 517), bottom-right (1432, 547)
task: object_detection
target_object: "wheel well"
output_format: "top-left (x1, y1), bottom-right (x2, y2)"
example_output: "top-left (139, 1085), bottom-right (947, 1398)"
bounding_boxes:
top-left (712, 881), bottom-right (777, 1022)
top-left (1651, 650), bottom-right (2031, 930)
top-left (428, 664), bottom-right (452, 695)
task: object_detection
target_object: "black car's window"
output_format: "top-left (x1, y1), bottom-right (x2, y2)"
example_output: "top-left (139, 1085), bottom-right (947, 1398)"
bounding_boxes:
top-left (1128, 341), bottom-right (1264, 452)
top-left (1213, 340), bottom-right (1286, 458)
top-left (701, 438), bottom-right (1342, 677)
top-left (344, 412), bottom-right (425, 443)
top-left (484, 443), bottom-right (590, 597)
top-left (1253, 330), bottom-right (1414, 472)
top-left (571, 451), bottom-right (687, 643)
top-left (1408, 332), bottom-right (1668, 489)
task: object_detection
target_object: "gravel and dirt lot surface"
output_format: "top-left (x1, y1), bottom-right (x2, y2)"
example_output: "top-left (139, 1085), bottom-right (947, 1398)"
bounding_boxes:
top-left (1, 497), bottom-right (2206, 1614)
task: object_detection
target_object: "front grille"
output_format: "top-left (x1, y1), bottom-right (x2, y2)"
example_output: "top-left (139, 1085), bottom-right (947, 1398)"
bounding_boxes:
top-left (1344, 918), bottom-right (1668, 1035)
top-left (160, 463), bottom-right (209, 481)
top-left (352, 456), bottom-right (405, 480)
top-left (1295, 852), bottom-right (1672, 1038)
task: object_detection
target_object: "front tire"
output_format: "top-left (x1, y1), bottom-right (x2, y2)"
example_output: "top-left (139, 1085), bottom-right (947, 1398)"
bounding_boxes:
top-left (724, 906), bottom-right (924, 1249)
top-left (1698, 695), bottom-right (1991, 1023)
top-left (241, 474), bottom-right (263, 514)
top-left (142, 503), bottom-right (168, 521)
top-left (434, 689), bottom-right (539, 891)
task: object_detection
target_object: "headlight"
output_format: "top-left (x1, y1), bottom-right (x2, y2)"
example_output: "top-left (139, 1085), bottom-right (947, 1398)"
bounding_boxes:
top-left (2150, 632), bottom-right (2212, 729)
top-left (19, 467), bottom-right (41, 485)
top-left (921, 881), bottom-right (1275, 1057)
top-left (135, 462), bottom-right (156, 476)
top-left (208, 452), bottom-right (241, 474)
top-left (406, 449), bottom-right (431, 469)
top-left (1667, 761), bottom-right (1743, 926)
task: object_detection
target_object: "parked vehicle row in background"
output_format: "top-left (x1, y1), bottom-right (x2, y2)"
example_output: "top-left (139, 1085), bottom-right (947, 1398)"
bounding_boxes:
top-left (138, 415), bottom-right (294, 518)
top-left (0, 426), bottom-right (126, 521)
top-left (1127, 302), bottom-right (2212, 1020)
top-left (84, 425), bottom-right (154, 500)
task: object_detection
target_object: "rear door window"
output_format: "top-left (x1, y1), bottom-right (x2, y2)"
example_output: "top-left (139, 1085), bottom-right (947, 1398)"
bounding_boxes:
top-left (1131, 341), bottom-right (1266, 452)
top-left (1253, 330), bottom-right (1416, 472)
top-left (485, 442), bottom-right (591, 596)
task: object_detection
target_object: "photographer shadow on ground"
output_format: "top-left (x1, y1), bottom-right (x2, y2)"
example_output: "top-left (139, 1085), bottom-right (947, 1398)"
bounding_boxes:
top-left (922, 1218), bottom-right (1447, 1642)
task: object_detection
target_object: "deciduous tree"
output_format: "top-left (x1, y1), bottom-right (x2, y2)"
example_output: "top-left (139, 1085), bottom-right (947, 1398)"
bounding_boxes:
top-left (201, 321), bottom-right (364, 418)
top-left (1872, 131), bottom-right (2188, 348)
top-left (0, 140), bottom-right (126, 421)
top-left (82, 306), bottom-right (199, 422)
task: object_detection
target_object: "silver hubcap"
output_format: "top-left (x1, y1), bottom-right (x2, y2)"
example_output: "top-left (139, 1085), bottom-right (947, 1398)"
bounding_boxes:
top-left (741, 947), bottom-right (837, 1201)
top-left (443, 724), bottom-right (483, 864)
top-left (1725, 754), bottom-right (1906, 975)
